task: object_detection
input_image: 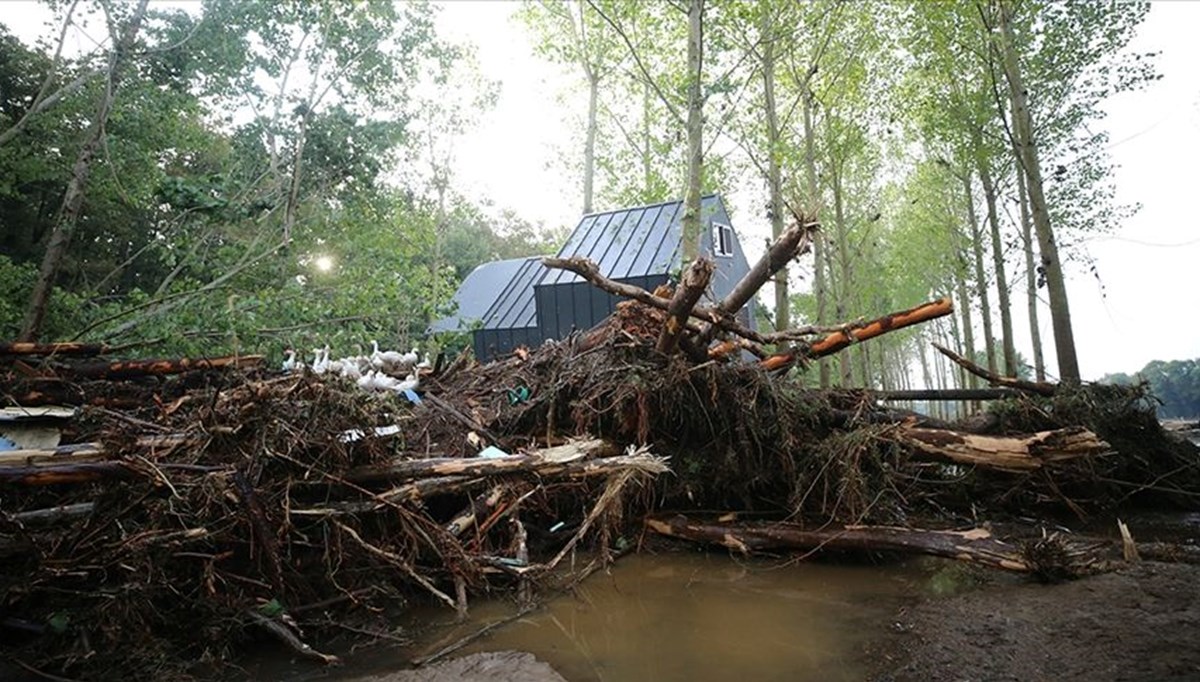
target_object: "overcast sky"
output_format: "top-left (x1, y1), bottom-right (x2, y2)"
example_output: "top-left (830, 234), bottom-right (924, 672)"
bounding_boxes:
top-left (4, 2), bottom-right (1197, 380)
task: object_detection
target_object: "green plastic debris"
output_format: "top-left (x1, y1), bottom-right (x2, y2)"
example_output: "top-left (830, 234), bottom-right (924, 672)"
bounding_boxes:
top-left (506, 386), bottom-right (531, 405)
top-left (258, 598), bottom-right (285, 617)
top-left (47, 612), bottom-right (70, 634)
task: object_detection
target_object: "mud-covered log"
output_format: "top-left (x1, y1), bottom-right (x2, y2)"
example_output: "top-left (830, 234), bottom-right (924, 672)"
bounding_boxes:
top-left (894, 425), bottom-right (1111, 472)
top-left (933, 343), bottom-right (1057, 396)
top-left (346, 439), bottom-right (619, 484)
top-left (0, 342), bottom-right (107, 356)
top-left (656, 258), bottom-right (714, 354)
top-left (645, 513), bottom-right (1031, 572)
top-left (63, 354), bottom-right (264, 380)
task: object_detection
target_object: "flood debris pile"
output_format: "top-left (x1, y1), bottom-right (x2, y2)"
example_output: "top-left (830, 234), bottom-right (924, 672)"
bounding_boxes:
top-left (0, 347), bottom-right (666, 679)
top-left (2, 215), bottom-right (1198, 678)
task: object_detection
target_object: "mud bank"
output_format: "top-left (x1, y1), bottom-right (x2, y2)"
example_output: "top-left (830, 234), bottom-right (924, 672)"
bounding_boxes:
top-left (885, 561), bottom-right (1200, 681)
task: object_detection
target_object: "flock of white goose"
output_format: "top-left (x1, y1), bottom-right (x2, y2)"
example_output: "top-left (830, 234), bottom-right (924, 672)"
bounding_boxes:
top-left (281, 341), bottom-right (430, 394)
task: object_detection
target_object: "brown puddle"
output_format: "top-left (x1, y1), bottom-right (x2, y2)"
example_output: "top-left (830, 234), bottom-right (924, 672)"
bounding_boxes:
top-left (395, 551), bottom-right (943, 682)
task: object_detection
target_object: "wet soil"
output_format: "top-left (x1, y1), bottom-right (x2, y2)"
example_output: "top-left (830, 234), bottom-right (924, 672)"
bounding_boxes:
top-left (885, 561), bottom-right (1200, 682)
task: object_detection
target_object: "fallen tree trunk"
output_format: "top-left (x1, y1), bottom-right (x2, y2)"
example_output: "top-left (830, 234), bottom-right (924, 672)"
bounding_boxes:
top-left (877, 388), bottom-right (1024, 401)
top-left (758, 297), bottom-right (954, 370)
top-left (894, 425), bottom-right (1111, 473)
top-left (298, 450), bottom-right (670, 514)
top-left (933, 343), bottom-right (1056, 396)
top-left (0, 342), bottom-right (107, 356)
top-left (0, 461), bottom-right (135, 485)
top-left (63, 355), bottom-right (264, 380)
top-left (346, 439), bottom-right (619, 484)
top-left (645, 513), bottom-right (1032, 572)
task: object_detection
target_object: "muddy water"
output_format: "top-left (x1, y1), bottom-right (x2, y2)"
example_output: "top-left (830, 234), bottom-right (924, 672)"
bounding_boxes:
top-left (391, 552), bottom-right (956, 682)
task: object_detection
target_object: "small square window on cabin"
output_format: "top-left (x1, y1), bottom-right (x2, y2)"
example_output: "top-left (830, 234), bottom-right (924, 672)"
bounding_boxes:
top-left (712, 222), bottom-right (734, 257)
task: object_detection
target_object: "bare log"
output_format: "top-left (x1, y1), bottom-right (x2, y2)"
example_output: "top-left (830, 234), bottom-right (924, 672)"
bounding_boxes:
top-left (758, 297), bottom-right (954, 370)
top-left (877, 388), bottom-right (1024, 401)
top-left (645, 513), bottom-right (1032, 572)
top-left (346, 439), bottom-right (618, 484)
top-left (6, 502), bottom-right (95, 525)
top-left (894, 425), bottom-right (1112, 473)
top-left (656, 258), bottom-right (714, 354)
top-left (0, 433), bottom-right (190, 469)
top-left (0, 461), bottom-right (135, 485)
top-left (933, 343), bottom-right (1056, 396)
top-left (63, 354), bottom-right (264, 380)
top-left (0, 342), bottom-right (107, 356)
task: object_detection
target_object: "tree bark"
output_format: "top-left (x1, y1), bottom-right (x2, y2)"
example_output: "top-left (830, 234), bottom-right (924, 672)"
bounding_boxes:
top-left (1014, 125), bottom-right (1046, 382)
top-left (974, 132), bottom-right (1018, 376)
top-left (19, 0), bottom-right (151, 341)
top-left (680, 0), bottom-right (705, 263)
top-left (997, 0), bottom-right (1079, 383)
top-left (962, 171), bottom-right (997, 375)
top-left (583, 71), bottom-right (599, 214)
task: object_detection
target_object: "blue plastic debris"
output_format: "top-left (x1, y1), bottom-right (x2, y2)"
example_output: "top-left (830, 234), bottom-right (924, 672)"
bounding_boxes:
top-left (477, 445), bottom-right (510, 459)
top-left (401, 389), bottom-right (422, 404)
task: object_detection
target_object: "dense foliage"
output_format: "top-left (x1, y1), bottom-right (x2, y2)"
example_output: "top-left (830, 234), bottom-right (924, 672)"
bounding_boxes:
top-left (1101, 359), bottom-right (1200, 419)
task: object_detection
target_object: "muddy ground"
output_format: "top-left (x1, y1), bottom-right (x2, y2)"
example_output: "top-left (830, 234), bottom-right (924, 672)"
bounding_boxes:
top-left (881, 561), bottom-right (1200, 682)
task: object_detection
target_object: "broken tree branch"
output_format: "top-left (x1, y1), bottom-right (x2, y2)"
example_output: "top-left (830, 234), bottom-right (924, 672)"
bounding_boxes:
top-left (656, 257), bottom-right (714, 354)
top-left (933, 342), bottom-right (1057, 396)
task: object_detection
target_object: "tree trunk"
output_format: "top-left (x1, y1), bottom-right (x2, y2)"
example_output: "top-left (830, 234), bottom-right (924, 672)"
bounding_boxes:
top-left (657, 258), bottom-right (714, 354)
top-left (954, 263), bottom-right (979, 393)
top-left (974, 133), bottom-right (1018, 376)
top-left (803, 92), bottom-right (830, 387)
top-left (997, 0), bottom-right (1079, 383)
top-left (19, 0), bottom-right (150, 341)
top-left (680, 0), bottom-right (705, 263)
top-left (761, 2), bottom-right (788, 333)
top-left (1014, 124), bottom-right (1046, 382)
top-left (583, 70), bottom-right (599, 214)
top-left (831, 163), bottom-right (854, 386)
top-left (963, 171), bottom-right (997, 374)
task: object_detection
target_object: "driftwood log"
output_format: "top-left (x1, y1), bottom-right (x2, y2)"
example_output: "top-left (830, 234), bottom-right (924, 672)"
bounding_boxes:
top-left (895, 425), bottom-right (1111, 473)
top-left (645, 513), bottom-right (1032, 572)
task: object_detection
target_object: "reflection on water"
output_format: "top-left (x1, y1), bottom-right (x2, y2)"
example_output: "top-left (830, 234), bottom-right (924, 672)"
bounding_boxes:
top-left (406, 551), bottom-right (932, 682)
